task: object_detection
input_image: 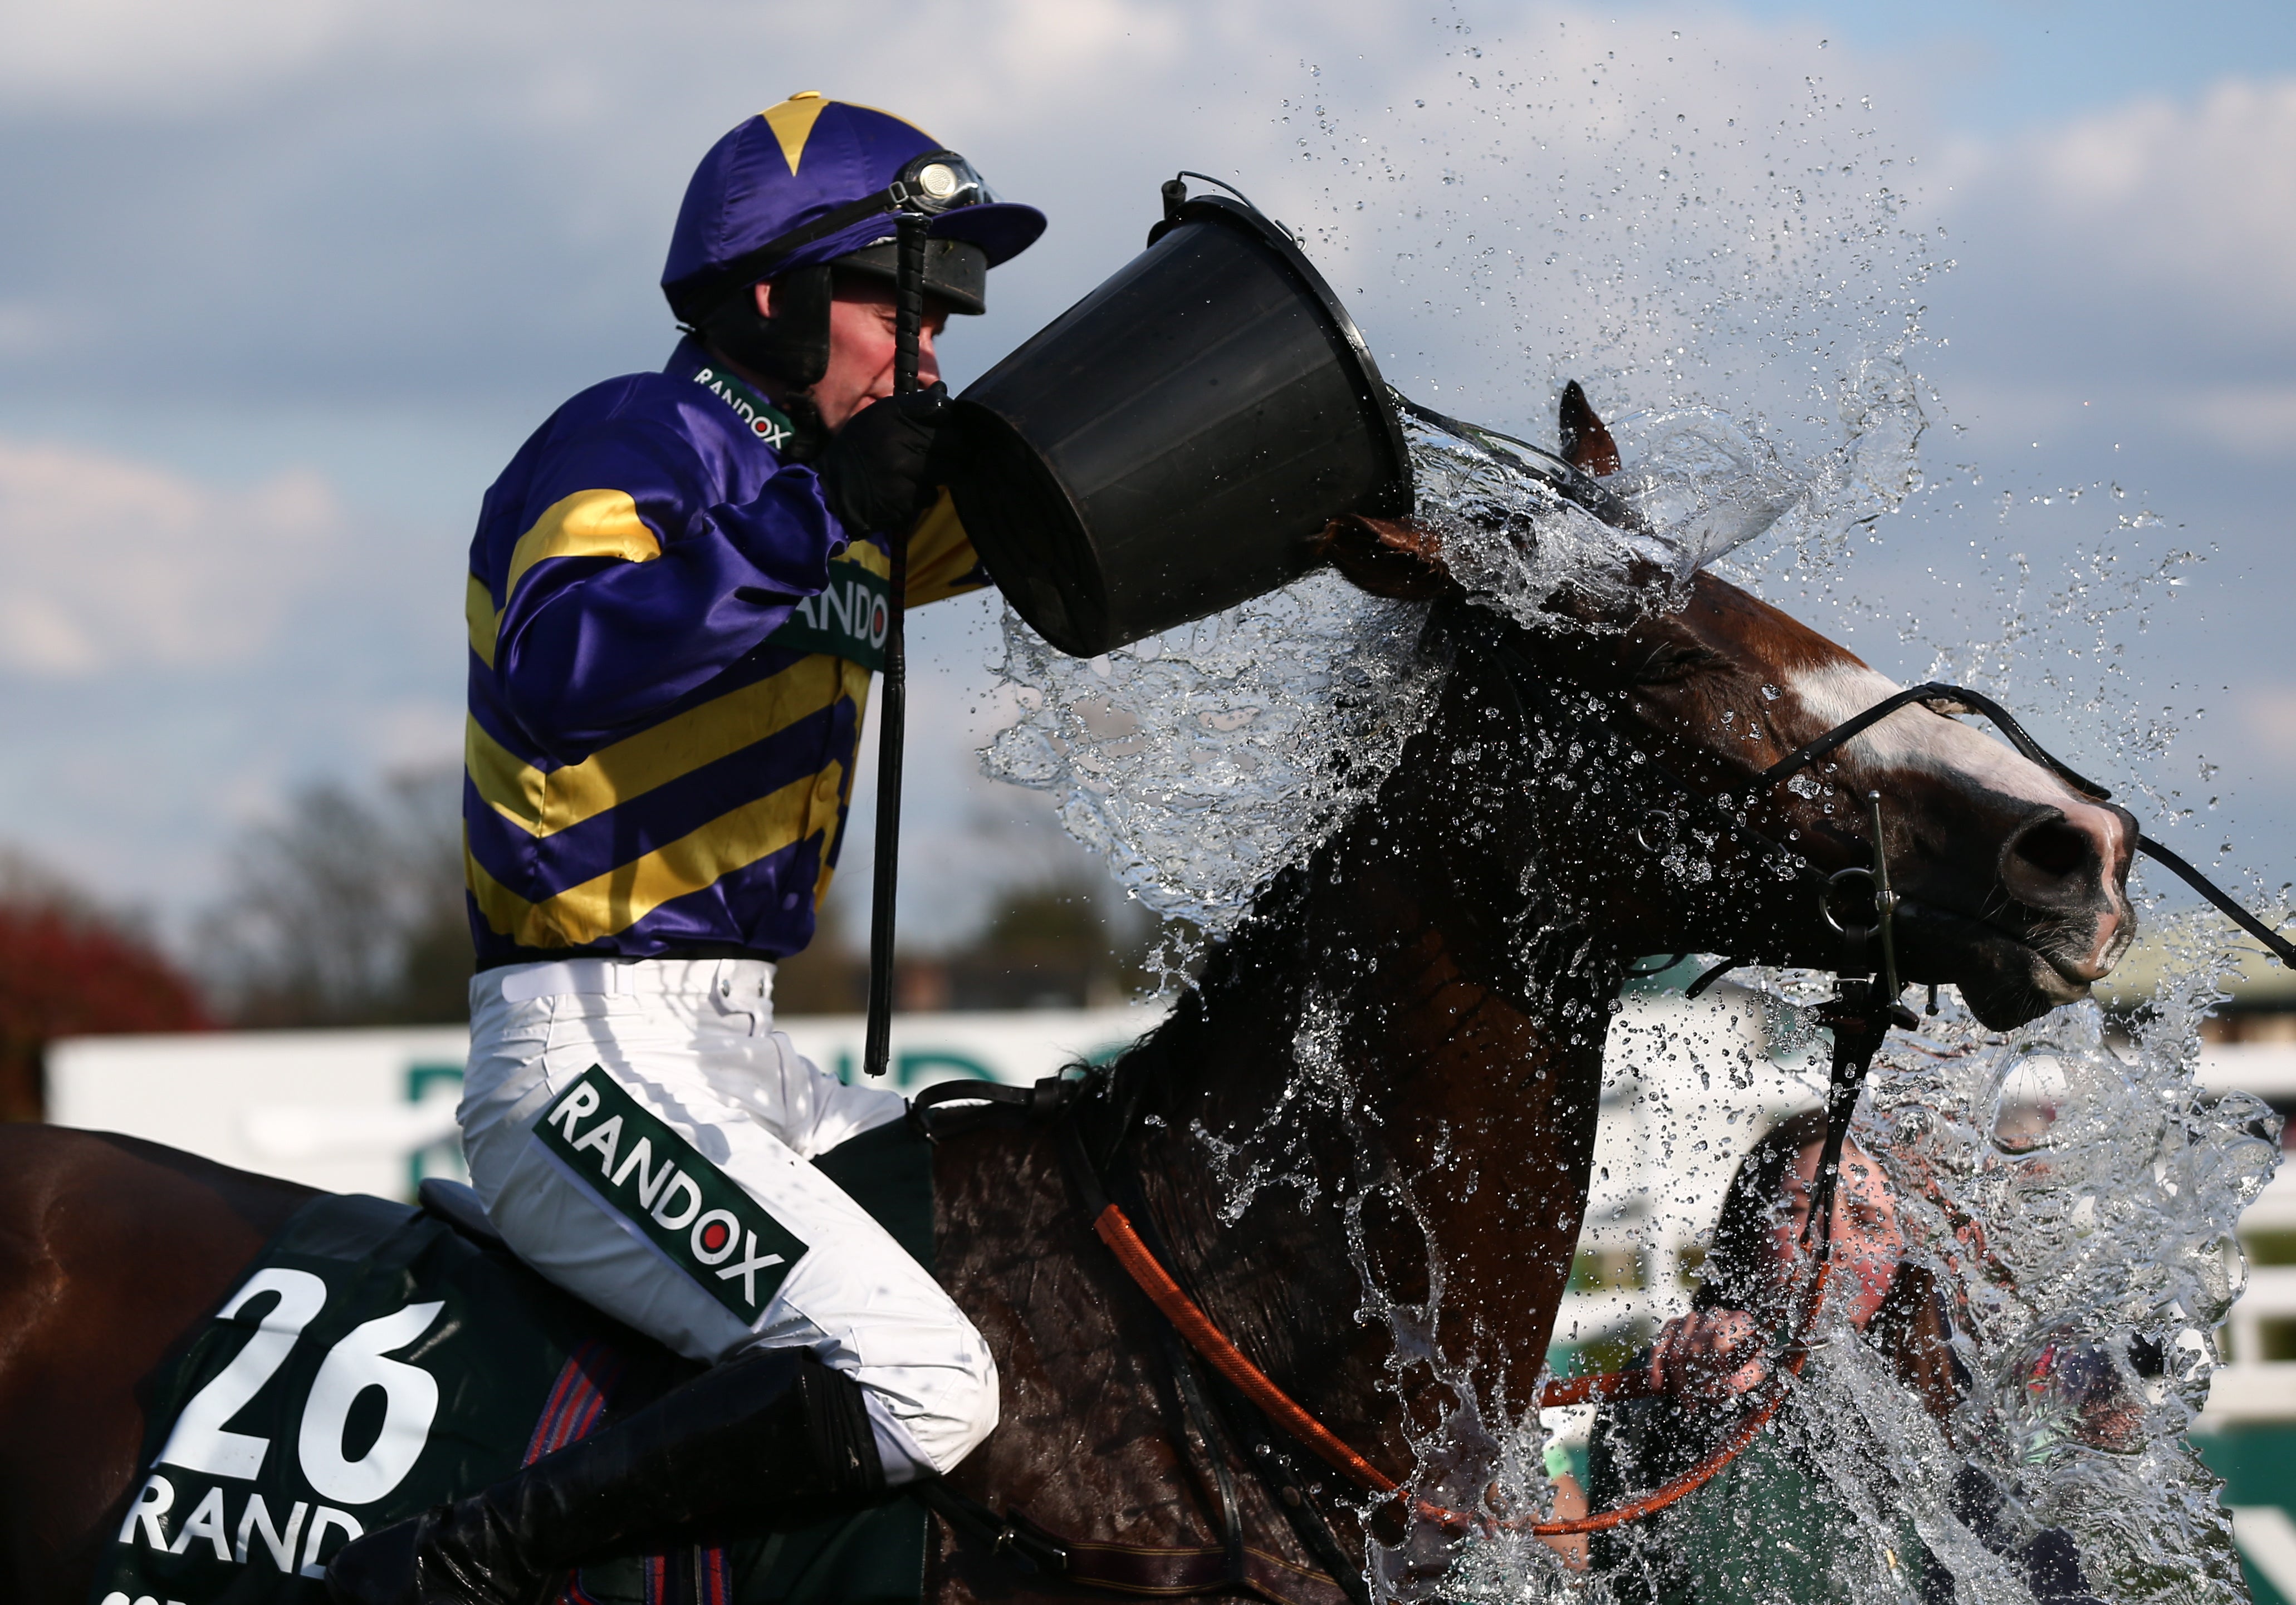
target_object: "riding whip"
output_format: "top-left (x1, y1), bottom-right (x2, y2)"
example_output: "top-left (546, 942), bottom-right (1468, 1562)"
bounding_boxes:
top-left (863, 210), bottom-right (929, 1080)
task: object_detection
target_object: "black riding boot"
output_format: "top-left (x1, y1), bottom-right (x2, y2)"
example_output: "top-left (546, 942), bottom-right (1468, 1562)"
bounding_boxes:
top-left (324, 1347), bottom-right (884, 1605)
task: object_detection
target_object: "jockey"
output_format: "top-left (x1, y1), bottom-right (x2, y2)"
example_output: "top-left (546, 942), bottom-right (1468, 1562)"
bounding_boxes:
top-left (327, 95), bottom-right (1044, 1605)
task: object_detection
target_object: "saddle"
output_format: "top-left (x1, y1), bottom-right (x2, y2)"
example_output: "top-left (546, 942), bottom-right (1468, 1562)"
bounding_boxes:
top-left (91, 1121), bottom-right (937, 1605)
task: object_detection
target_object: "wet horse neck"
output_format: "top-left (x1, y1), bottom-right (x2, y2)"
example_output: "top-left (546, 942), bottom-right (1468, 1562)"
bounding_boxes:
top-left (1124, 814), bottom-right (1623, 1464)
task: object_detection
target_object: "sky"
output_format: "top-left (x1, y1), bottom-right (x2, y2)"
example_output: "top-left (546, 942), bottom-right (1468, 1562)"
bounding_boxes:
top-left (2, 0), bottom-right (2292, 953)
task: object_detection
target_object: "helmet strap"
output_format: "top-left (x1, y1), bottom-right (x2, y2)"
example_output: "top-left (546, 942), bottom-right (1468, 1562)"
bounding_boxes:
top-left (772, 391), bottom-right (829, 464)
top-left (693, 263), bottom-right (834, 396)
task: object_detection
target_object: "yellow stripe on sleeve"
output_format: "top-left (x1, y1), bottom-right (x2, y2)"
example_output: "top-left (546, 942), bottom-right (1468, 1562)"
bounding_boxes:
top-left (502, 489), bottom-right (662, 600)
top-left (464, 711), bottom-right (545, 828)
top-left (466, 655), bottom-right (851, 838)
top-left (481, 488), bottom-right (662, 662)
top-left (904, 488), bottom-right (986, 607)
top-left (466, 573), bottom-right (500, 669)
top-left (465, 764), bottom-right (839, 948)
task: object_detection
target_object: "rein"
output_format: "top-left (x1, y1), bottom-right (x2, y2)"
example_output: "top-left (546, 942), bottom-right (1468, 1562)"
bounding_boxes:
top-left (1054, 975), bottom-right (1897, 1544)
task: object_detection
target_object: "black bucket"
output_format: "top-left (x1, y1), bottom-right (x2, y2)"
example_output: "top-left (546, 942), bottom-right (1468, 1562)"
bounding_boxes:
top-left (946, 186), bottom-right (1412, 658)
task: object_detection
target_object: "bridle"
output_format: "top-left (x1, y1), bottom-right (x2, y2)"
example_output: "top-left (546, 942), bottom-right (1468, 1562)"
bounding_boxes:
top-left (1477, 593), bottom-right (2294, 974)
top-left (912, 607), bottom-right (2294, 1587)
top-left (1771, 680), bottom-right (2294, 970)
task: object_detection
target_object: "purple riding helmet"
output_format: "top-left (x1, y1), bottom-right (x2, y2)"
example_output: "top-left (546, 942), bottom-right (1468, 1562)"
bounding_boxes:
top-left (661, 94), bottom-right (1046, 387)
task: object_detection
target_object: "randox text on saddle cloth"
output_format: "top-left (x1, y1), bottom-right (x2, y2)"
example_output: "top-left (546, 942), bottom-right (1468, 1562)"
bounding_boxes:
top-left (536, 1067), bottom-right (810, 1318)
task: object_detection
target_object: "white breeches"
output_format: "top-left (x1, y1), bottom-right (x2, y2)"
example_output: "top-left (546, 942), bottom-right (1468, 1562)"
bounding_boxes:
top-left (458, 956), bottom-right (998, 1482)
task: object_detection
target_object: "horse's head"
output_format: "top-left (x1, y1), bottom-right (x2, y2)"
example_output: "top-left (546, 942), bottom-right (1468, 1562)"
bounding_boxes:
top-left (1325, 388), bottom-right (2137, 1029)
top-left (1615, 567), bottom-right (2137, 1025)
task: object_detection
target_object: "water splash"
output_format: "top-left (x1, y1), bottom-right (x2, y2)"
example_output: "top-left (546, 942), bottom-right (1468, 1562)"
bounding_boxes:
top-left (982, 362), bottom-right (1925, 966)
top-left (980, 13), bottom-right (1937, 963)
top-left (980, 571), bottom-right (1442, 961)
top-left (1401, 404), bottom-right (1661, 629)
top-left (976, 17), bottom-right (2269, 1602)
top-left (1466, 948), bottom-right (2280, 1605)
top-left (1407, 357), bottom-right (1925, 635)
top-left (1614, 352), bottom-right (1928, 580)
top-left (979, 352), bottom-right (2264, 1605)
top-left (1852, 960), bottom-right (2278, 1605)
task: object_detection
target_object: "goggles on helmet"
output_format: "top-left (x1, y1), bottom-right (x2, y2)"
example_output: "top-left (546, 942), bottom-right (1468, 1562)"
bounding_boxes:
top-left (669, 148), bottom-right (1001, 325)
top-left (884, 150), bottom-right (999, 215)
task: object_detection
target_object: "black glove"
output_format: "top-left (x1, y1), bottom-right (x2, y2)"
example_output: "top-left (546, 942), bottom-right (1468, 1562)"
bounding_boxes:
top-left (816, 383), bottom-right (949, 536)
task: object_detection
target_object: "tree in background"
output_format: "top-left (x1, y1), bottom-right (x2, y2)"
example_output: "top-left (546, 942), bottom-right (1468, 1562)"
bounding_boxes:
top-left (780, 791), bottom-right (1189, 1015)
top-left (0, 852), bottom-right (208, 1120)
top-left (777, 872), bottom-right (1184, 1015)
top-left (766, 897), bottom-right (869, 1014)
top-left (201, 767), bottom-right (471, 1027)
top-left (191, 763), bottom-right (1183, 1024)
top-left (925, 877), bottom-right (1173, 1009)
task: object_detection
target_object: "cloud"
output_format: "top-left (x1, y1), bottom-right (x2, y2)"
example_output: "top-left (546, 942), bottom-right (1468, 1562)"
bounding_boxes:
top-left (2170, 382), bottom-right (2296, 458)
top-left (0, 0), bottom-right (1945, 926)
top-left (0, 0), bottom-right (1926, 438)
top-left (2241, 688), bottom-right (2296, 766)
top-left (1940, 75), bottom-right (2296, 362)
top-left (360, 697), bottom-right (464, 773)
top-left (0, 438), bottom-right (345, 676)
top-left (0, 0), bottom-right (366, 112)
top-left (1925, 374), bottom-right (2296, 461)
top-left (2029, 78), bottom-right (2296, 295)
top-left (19, 0), bottom-right (2296, 927)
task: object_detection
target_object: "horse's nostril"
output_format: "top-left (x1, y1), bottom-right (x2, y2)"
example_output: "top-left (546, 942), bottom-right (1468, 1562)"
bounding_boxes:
top-left (2011, 817), bottom-right (2093, 881)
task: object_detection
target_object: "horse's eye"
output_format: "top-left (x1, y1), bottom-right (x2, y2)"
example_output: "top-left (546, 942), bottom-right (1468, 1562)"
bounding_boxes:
top-left (1631, 644), bottom-right (1719, 685)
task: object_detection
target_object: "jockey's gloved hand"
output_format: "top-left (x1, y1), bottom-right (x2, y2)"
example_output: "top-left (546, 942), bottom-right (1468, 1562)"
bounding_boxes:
top-left (817, 383), bottom-right (949, 536)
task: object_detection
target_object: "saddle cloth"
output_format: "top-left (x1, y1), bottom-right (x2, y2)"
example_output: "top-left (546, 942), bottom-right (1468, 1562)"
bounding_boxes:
top-left (87, 1120), bottom-right (936, 1605)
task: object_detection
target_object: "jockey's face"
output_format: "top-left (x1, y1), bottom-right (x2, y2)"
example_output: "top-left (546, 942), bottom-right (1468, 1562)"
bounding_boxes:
top-left (1772, 1139), bottom-right (1905, 1332)
top-left (754, 276), bottom-right (950, 433)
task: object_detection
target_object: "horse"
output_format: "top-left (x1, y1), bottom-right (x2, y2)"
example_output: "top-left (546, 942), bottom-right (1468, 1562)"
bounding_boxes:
top-left (0, 389), bottom-right (2138, 1604)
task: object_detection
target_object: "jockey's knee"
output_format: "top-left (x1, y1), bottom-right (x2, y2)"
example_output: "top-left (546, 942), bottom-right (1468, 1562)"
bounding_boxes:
top-left (931, 1339), bottom-right (1003, 1471)
top-left (856, 1333), bottom-right (1000, 1484)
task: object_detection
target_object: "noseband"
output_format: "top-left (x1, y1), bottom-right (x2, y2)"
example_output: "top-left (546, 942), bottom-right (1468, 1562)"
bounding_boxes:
top-left (1755, 677), bottom-right (2294, 968)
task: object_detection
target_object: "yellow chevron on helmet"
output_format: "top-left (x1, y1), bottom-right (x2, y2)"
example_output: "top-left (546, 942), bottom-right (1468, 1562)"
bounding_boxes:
top-left (662, 94), bottom-right (1041, 322)
top-left (758, 92), bottom-right (935, 178)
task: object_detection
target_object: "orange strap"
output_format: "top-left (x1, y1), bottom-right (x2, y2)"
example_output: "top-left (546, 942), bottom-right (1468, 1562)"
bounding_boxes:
top-left (1092, 1200), bottom-right (1829, 1538)
top-left (1093, 1202), bottom-right (1399, 1496)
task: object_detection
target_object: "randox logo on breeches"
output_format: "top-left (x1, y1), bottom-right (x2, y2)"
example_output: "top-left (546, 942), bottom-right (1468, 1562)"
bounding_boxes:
top-left (536, 1067), bottom-right (809, 1319)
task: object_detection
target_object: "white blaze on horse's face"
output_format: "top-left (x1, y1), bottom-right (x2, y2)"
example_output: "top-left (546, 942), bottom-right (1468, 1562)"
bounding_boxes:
top-left (1779, 661), bottom-right (2137, 988)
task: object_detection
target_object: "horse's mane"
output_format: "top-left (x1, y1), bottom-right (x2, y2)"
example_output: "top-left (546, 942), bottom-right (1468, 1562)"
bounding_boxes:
top-left (1087, 862), bottom-right (1318, 1164)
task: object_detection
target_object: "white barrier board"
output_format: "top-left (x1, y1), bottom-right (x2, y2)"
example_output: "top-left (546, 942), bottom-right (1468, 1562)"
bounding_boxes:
top-left (46, 1008), bottom-right (1161, 1201)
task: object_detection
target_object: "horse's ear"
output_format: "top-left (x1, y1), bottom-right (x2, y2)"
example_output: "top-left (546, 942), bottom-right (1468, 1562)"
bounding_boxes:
top-left (1559, 380), bottom-right (1621, 477)
top-left (1318, 514), bottom-right (1457, 600)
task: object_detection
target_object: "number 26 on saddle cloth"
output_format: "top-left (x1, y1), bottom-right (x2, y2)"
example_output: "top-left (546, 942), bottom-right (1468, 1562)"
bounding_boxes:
top-left (91, 1121), bottom-right (938, 1605)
